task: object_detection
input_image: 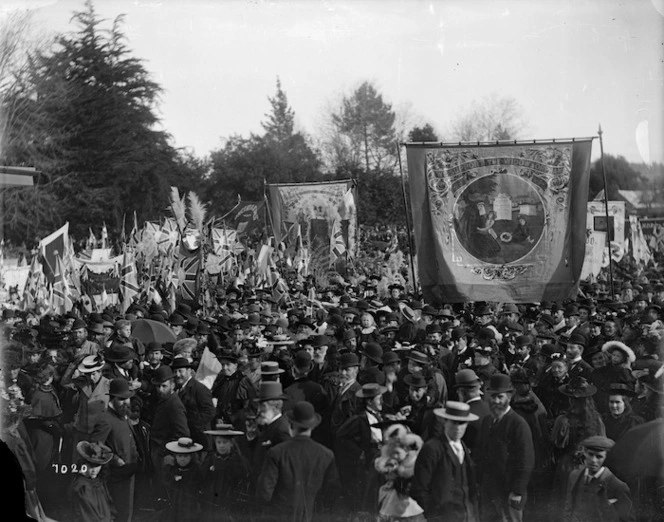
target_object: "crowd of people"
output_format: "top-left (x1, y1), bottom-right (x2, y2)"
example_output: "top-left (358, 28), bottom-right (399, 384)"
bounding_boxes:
top-left (2, 253), bottom-right (663, 522)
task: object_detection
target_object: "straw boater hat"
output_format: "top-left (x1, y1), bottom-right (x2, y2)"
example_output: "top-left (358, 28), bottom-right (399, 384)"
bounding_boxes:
top-left (434, 401), bottom-right (479, 422)
top-left (356, 383), bottom-right (387, 398)
top-left (601, 341), bottom-right (636, 364)
top-left (78, 354), bottom-right (105, 374)
top-left (165, 437), bottom-right (203, 454)
top-left (204, 422), bottom-right (244, 437)
top-left (260, 361), bottom-right (285, 375)
top-left (76, 441), bottom-right (113, 466)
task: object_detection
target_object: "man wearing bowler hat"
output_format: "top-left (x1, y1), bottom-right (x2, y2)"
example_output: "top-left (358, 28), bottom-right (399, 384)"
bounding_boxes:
top-left (172, 357), bottom-right (215, 448)
top-left (327, 352), bottom-right (362, 438)
top-left (149, 365), bottom-right (189, 496)
top-left (454, 368), bottom-right (490, 450)
top-left (90, 378), bottom-right (140, 522)
top-left (256, 401), bottom-right (340, 522)
top-left (475, 373), bottom-right (534, 522)
top-left (563, 332), bottom-right (593, 381)
top-left (411, 401), bottom-right (480, 522)
top-left (284, 350), bottom-right (329, 419)
top-left (251, 381), bottom-right (292, 486)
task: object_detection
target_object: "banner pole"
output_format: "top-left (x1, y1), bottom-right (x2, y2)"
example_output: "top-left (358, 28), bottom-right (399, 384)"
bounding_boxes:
top-left (396, 143), bottom-right (418, 296)
top-left (597, 124), bottom-right (615, 298)
top-left (263, 179), bottom-right (272, 241)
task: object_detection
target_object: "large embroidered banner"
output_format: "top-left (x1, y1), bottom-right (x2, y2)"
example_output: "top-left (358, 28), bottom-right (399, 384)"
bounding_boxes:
top-left (266, 179), bottom-right (358, 260)
top-left (405, 140), bottom-right (593, 303)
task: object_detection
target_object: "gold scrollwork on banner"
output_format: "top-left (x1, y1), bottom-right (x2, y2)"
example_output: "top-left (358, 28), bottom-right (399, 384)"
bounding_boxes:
top-left (469, 264), bottom-right (531, 280)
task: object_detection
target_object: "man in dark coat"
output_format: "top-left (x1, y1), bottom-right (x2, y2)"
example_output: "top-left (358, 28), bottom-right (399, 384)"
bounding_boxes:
top-left (172, 357), bottom-right (215, 447)
top-left (453, 369), bottom-right (491, 451)
top-left (475, 373), bottom-right (535, 522)
top-left (210, 351), bottom-right (256, 426)
top-left (148, 366), bottom-right (189, 495)
top-left (411, 401), bottom-right (480, 522)
top-left (90, 378), bottom-right (140, 522)
top-left (251, 381), bottom-right (292, 486)
top-left (562, 436), bottom-right (635, 522)
top-left (256, 401), bottom-right (340, 522)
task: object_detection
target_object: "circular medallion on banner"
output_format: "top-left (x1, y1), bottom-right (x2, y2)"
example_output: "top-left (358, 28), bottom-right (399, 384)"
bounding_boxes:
top-left (453, 173), bottom-right (545, 264)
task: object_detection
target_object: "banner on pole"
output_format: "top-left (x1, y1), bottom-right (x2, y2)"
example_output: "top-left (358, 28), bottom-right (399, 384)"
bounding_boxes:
top-left (227, 200), bottom-right (266, 237)
top-left (587, 201), bottom-right (626, 261)
top-left (39, 223), bottom-right (69, 285)
top-left (405, 140), bottom-right (593, 303)
top-left (640, 217), bottom-right (664, 253)
top-left (580, 231), bottom-right (607, 280)
top-left (266, 179), bottom-right (358, 260)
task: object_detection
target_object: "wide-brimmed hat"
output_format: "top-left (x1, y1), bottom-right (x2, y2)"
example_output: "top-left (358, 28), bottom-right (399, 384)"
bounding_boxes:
top-left (109, 378), bottom-right (134, 399)
top-left (254, 381), bottom-right (287, 401)
top-left (486, 373), bottom-right (514, 394)
top-left (400, 304), bottom-right (417, 324)
top-left (356, 382), bottom-right (387, 398)
top-left (261, 361), bottom-right (285, 375)
top-left (434, 400), bottom-right (479, 422)
top-left (76, 441), bottom-right (113, 465)
top-left (151, 365), bottom-right (175, 385)
top-left (360, 343), bottom-right (383, 364)
top-left (339, 352), bottom-right (360, 369)
top-left (165, 437), bottom-right (203, 454)
top-left (105, 343), bottom-right (137, 363)
top-left (287, 401), bottom-right (321, 429)
top-left (601, 341), bottom-right (636, 364)
top-left (403, 372), bottom-right (428, 388)
top-left (607, 382), bottom-right (636, 397)
top-left (559, 376), bottom-right (597, 398)
top-left (217, 350), bottom-right (239, 363)
top-left (407, 350), bottom-right (429, 366)
top-left (78, 354), bottom-right (105, 373)
top-left (204, 426), bottom-right (245, 437)
top-left (454, 369), bottom-right (481, 388)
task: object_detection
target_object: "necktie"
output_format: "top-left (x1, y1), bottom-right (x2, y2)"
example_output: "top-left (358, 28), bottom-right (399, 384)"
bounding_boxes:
top-left (451, 441), bottom-right (464, 464)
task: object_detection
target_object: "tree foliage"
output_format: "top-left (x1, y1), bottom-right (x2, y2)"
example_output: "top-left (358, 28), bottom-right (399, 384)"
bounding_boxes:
top-left (588, 154), bottom-right (649, 200)
top-left (206, 78), bottom-right (321, 216)
top-left (1, 1), bottom-right (203, 244)
top-left (450, 93), bottom-right (527, 142)
top-left (408, 123), bottom-right (439, 142)
top-left (327, 81), bottom-right (398, 173)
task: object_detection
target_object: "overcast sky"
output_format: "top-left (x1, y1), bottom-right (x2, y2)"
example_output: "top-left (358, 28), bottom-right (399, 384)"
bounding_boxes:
top-left (9, 0), bottom-right (664, 165)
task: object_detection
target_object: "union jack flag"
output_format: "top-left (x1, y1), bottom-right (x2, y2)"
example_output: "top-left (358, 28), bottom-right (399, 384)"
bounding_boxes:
top-left (179, 255), bottom-right (200, 302)
top-left (120, 248), bottom-right (140, 313)
top-left (329, 218), bottom-right (346, 267)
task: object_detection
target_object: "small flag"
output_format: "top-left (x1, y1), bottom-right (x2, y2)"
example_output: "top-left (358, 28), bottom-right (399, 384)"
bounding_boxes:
top-left (329, 218), bottom-right (346, 267)
top-left (101, 222), bottom-right (109, 249)
top-left (23, 255), bottom-right (45, 310)
top-left (51, 255), bottom-right (69, 315)
top-left (101, 284), bottom-right (109, 310)
top-left (119, 248), bottom-right (140, 313)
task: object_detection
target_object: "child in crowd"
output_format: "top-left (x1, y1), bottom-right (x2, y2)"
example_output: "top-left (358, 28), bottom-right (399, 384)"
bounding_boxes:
top-left (163, 437), bottom-right (203, 522)
top-left (200, 424), bottom-right (252, 521)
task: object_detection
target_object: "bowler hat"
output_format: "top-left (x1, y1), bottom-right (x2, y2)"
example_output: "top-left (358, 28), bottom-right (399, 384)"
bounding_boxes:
top-left (486, 373), bottom-right (514, 394)
top-left (293, 350), bottom-right (314, 373)
top-left (217, 350), bottom-right (239, 363)
top-left (356, 383), bottom-right (387, 398)
top-left (109, 378), bottom-right (134, 399)
top-left (454, 369), bottom-right (481, 388)
top-left (382, 351), bottom-right (400, 366)
top-left (515, 335), bottom-right (533, 349)
top-left (147, 341), bottom-right (163, 353)
top-left (361, 343), bottom-right (383, 364)
top-left (254, 381), bottom-right (287, 401)
top-left (105, 343), bottom-right (137, 363)
top-left (71, 318), bottom-right (87, 331)
top-left (76, 441), bottom-right (113, 466)
top-left (151, 365), bottom-right (175, 385)
top-left (434, 400), bottom-right (479, 422)
top-left (169, 314), bottom-right (186, 326)
top-left (311, 335), bottom-right (330, 348)
top-left (88, 322), bottom-right (104, 335)
top-left (287, 401), bottom-right (321, 429)
top-left (403, 372), bottom-right (428, 388)
top-left (561, 332), bottom-right (587, 348)
top-left (501, 303), bottom-right (520, 315)
top-left (171, 357), bottom-right (196, 370)
top-left (339, 352), bottom-right (360, 368)
top-left (451, 327), bottom-right (467, 342)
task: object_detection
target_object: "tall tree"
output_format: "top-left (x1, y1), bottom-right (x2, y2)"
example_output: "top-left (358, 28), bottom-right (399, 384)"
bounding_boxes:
top-left (327, 81), bottom-right (398, 173)
top-left (206, 78), bottom-right (321, 213)
top-left (408, 123), bottom-right (439, 142)
top-left (1, 1), bottom-right (203, 243)
top-left (450, 93), bottom-right (527, 141)
top-left (588, 154), bottom-right (647, 200)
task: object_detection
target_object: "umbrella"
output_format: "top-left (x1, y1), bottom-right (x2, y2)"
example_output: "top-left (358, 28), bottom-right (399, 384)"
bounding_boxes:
top-left (131, 318), bottom-right (177, 344)
top-left (606, 418), bottom-right (664, 480)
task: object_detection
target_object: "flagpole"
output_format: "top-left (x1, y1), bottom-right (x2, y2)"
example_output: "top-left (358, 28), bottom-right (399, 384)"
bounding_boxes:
top-left (396, 143), bottom-right (418, 296)
top-left (263, 178), bottom-right (276, 241)
top-left (597, 124), bottom-right (615, 298)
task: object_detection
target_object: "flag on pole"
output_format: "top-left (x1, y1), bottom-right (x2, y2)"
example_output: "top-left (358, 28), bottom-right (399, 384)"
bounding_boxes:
top-left (101, 222), bottom-right (109, 249)
top-left (120, 214), bottom-right (127, 245)
top-left (39, 222), bottom-right (69, 285)
top-left (101, 284), bottom-right (109, 310)
top-left (23, 255), bottom-right (45, 310)
top-left (51, 255), bottom-right (69, 315)
top-left (630, 215), bottom-right (653, 265)
top-left (119, 248), bottom-right (140, 313)
top-left (329, 217), bottom-right (346, 267)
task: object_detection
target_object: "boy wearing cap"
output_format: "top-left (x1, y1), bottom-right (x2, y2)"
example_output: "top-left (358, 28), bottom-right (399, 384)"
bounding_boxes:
top-left (411, 401), bottom-right (480, 522)
top-left (256, 401), bottom-right (340, 522)
top-left (562, 436), bottom-right (634, 522)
